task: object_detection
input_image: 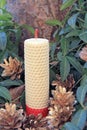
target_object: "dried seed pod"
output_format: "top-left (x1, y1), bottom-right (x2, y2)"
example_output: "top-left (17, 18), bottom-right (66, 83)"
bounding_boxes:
top-left (47, 86), bottom-right (75, 129)
top-left (0, 56), bottom-right (23, 80)
top-left (23, 114), bottom-right (49, 130)
top-left (0, 103), bottom-right (24, 130)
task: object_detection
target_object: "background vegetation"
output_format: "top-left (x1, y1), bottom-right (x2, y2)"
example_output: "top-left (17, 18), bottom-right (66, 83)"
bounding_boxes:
top-left (47, 0), bottom-right (87, 129)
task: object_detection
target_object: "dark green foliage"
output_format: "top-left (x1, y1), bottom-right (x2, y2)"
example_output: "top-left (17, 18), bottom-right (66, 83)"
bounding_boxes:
top-left (0, 0), bottom-right (21, 56)
top-left (60, 0), bottom-right (76, 10)
top-left (0, 32), bottom-right (7, 51)
top-left (62, 122), bottom-right (80, 130)
top-left (0, 79), bottom-right (23, 88)
top-left (0, 86), bottom-right (11, 102)
top-left (60, 56), bottom-right (70, 81)
top-left (47, 0), bottom-right (87, 129)
top-left (46, 19), bottom-right (63, 27)
top-left (71, 109), bottom-right (86, 129)
top-left (0, 0), bottom-right (25, 105)
top-left (20, 91), bottom-right (25, 110)
top-left (48, 0), bottom-right (87, 81)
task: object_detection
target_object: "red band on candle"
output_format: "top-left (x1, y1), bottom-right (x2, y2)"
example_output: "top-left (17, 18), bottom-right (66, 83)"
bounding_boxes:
top-left (26, 105), bottom-right (48, 117)
top-left (34, 28), bottom-right (39, 38)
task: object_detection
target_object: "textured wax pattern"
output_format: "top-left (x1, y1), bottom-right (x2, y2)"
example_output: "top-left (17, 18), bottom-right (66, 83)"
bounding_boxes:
top-left (24, 38), bottom-right (49, 109)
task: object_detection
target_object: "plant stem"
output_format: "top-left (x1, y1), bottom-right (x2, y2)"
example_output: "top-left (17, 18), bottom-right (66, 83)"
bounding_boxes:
top-left (73, 74), bottom-right (85, 88)
top-left (12, 96), bottom-right (21, 103)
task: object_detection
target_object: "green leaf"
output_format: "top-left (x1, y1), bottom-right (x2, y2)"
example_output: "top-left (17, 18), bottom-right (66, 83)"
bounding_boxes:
top-left (46, 19), bottom-right (63, 27)
top-left (57, 52), bottom-right (63, 61)
top-left (83, 62), bottom-right (87, 68)
top-left (70, 39), bottom-right (81, 49)
top-left (0, 86), bottom-right (11, 102)
top-left (50, 43), bottom-right (57, 60)
top-left (78, 0), bottom-right (84, 6)
top-left (60, 56), bottom-right (70, 81)
top-left (63, 122), bottom-right (80, 130)
top-left (79, 31), bottom-right (87, 43)
top-left (68, 13), bottom-right (79, 29)
top-left (0, 79), bottom-right (23, 88)
top-left (0, 97), bottom-right (7, 104)
top-left (22, 24), bottom-right (34, 35)
top-left (72, 109), bottom-right (86, 130)
top-left (20, 91), bottom-right (25, 110)
top-left (81, 74), bottom-right (87, 86)
top-left (0, 14), bottom-right (12, 21)
top-left (0, 32), bottom-right (7, 50)
top-left (0, 0), bottom-right (6, 8)
top-left (7, 41), bottom-right (18, 54)
top-left (14, 29), bottom-right (22, 43)
top-left (66, 30), bottom-right (82, 38)
top-left (50, 69), bottom-right (56, 83)
top-left (0, 50), bottom-right (8, 62)
top-left (59, 26), bottom-right (72, 35)
top-left (84, 13), bottom-right (87, 28)
top-left (0, 21), bottom-right (13, 29)
top-left (76, 84), bottom-right (87, 107)
top-left (61, 38), bottom-right (69, 56)
top-left (67, 56), bottom-right (83, 74)
top-left (60, 0), bottom-right (75, 10)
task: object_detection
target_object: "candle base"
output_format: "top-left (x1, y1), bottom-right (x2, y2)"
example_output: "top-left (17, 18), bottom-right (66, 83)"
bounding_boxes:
top-left (26, 105), bottom-right (48, 117)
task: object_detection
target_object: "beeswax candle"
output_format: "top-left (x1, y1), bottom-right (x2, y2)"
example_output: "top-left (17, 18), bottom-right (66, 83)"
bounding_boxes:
top-left (24, 38), bottom-right (49, 117)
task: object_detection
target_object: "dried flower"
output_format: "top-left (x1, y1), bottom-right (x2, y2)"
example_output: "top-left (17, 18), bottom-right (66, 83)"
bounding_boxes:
top-left (23, 114), bottom-right (49, 130)
top-left (52, 74), bottom-right (75, 91)
top-left (79, 45), bottom-right (87, 61)
top-left (0, 56), bottom-right (23, 80)
top-left (47, 86), bottom-right (75, 129)
top-left (0, 103), bottom-right (24, 130)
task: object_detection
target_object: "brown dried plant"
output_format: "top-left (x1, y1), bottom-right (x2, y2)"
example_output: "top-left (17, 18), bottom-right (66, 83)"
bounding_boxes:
top-left (47, 85), bottom-right (75, 129)
top-left (79, 45), bottom-right (87, 61)
top-left (0, 56), bottom-right (23, 80)
top-left (52, 74), bottom-right (75, 91)
top-left (22, 114), bottom-right (49, 130)
top-left (0, 103), bottom-right (24, 130)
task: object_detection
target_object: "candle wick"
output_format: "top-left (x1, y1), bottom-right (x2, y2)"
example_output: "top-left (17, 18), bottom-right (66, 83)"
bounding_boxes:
top-left (34, 29), bottom-right (39, 38)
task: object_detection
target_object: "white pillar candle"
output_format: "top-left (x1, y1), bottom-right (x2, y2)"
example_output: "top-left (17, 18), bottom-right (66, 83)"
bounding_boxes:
top-left (24, 38), bottom-right (49, 116)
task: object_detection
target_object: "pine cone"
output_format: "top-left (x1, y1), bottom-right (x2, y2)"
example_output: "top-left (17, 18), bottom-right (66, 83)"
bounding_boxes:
top-left (47, 86), bottom-right (75, 129)
top-left (79, 45), bottom-right (87, 61)
top-left (23, 114), bottom-right (49, 130)
top-left (0, 103), bottom-right (24, 130)
top-left (0, 56), bottom-right (23, 80)
top-left (52, 74), bottom-right (75, 91)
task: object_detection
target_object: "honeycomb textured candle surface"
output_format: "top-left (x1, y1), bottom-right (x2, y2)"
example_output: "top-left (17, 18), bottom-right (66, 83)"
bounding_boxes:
top-left (24, 38), bottom-right (49, 109)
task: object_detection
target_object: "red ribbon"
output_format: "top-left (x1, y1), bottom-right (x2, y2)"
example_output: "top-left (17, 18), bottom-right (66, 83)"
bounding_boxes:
top-left (26, 105), bottom-right (48, 117)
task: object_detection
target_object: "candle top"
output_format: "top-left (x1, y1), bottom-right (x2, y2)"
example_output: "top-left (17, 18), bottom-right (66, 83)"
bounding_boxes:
top-left (24, 38), bottom-right (49, 45)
